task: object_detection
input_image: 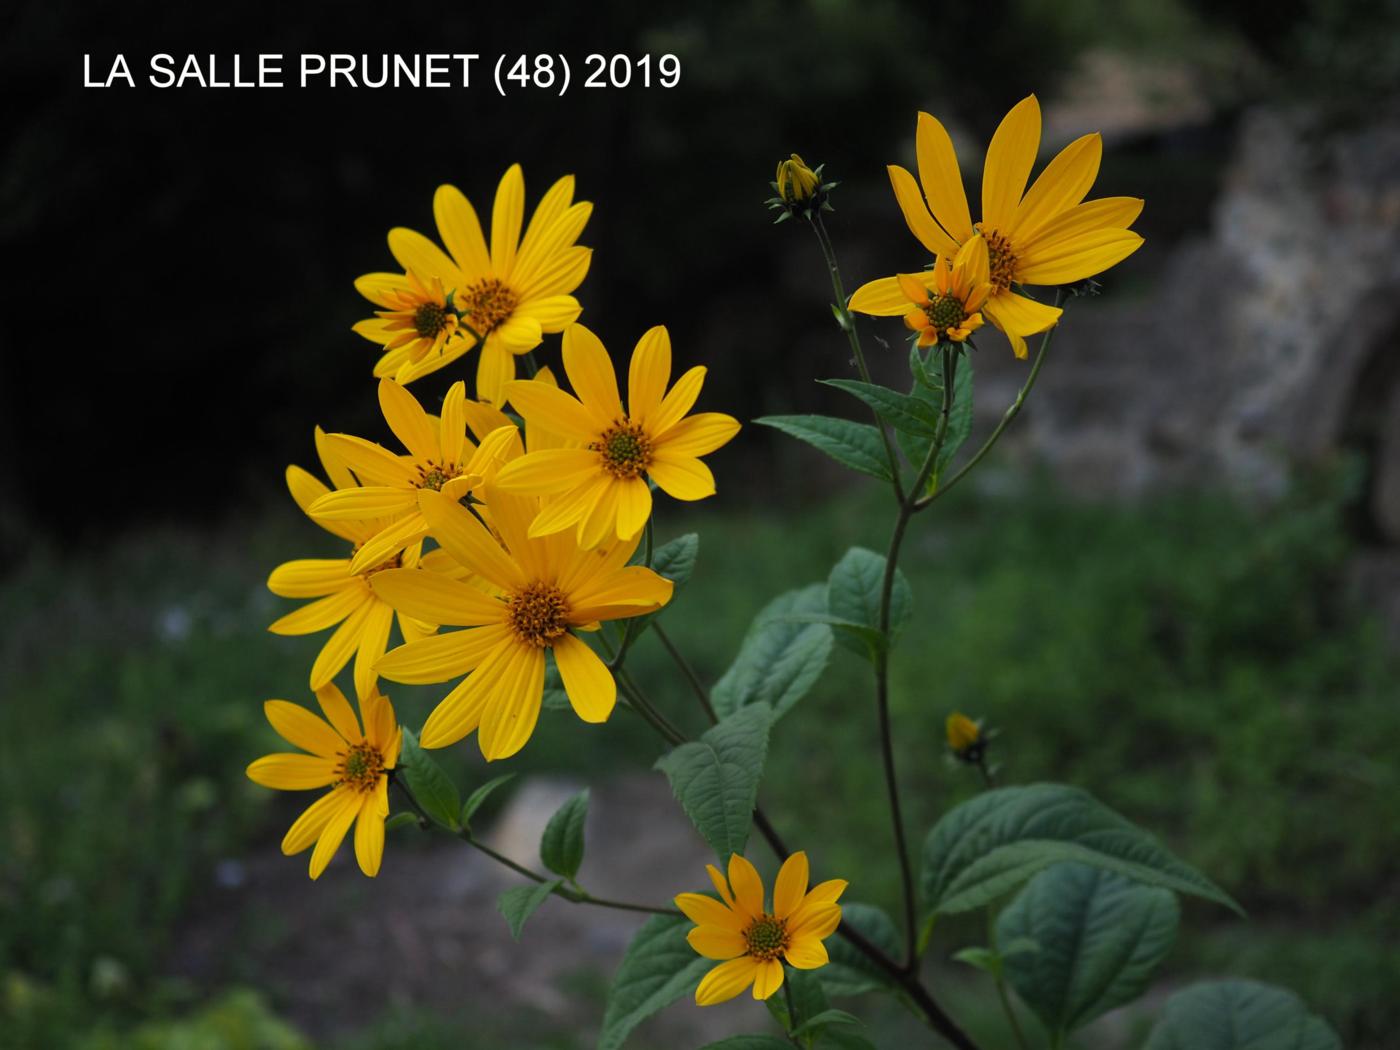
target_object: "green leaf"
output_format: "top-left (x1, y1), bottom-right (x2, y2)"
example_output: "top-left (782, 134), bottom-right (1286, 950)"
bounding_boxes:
top-left (712, 585), bottom-right (832, 720)
top-left (459, 773), bottom-right (515, 830)
top-left (898, 351), bottom-right (973, 490)
top-left (398, 727), bottom-right (460, 831)
top-left (655, 704), bottom-right (773, 861)
top-left (821, 379), bottom-right (939, 437)
top-left (756, 414), bottom-right (892, 482)
top-left (951, 946), bottom-right (1004, 977)
top-left (542, 654), bottom-right (571, 711)
top-left (786, 967), bottom-right (831, 1030)
top-left (697, 1039), bottom-right (792, 1050)
top-left (791, 1009), bottom-right (862, 1038)
top-left (497, 878), bottom-right (563, 940)
top-left (1145, 980), bottom-right (1342, 1050)
top-left (920, 784), bottom-right (1242, 917)
top-left (816, 1032), bottom-right (879, 1050)
top-left (384, 812), bottom-right (420, 833)
top-left (598, 915), bottom-right (712, 1050)
top-left (651, 533), bottom-right (700, 588)
top-left (540, 788), bottom-right (589, 880)
top-left (996, 862), bottom-right (1179, 1036)
top-left (826, 547), bottom-right (912, 658)
top-left (822, 902), bottom-right (900, 997)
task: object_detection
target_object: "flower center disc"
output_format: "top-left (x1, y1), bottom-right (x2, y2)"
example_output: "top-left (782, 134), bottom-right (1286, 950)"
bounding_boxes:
top-left (507, 582), bottom-right (570, 648)
top-left (594, 420), bottom-right (653, 480)
top-left (743, 915), bottom-right (790, 962)
top-left (459, 279), bottom-right (519, 335)
top-left (416, 461), bottom-right (461, 491)
top-left (414, 301), bottom-right (449, 338)
top-left (338, 742), bottom-right (385, 792)
top-left (924, 292), bottom-right (968, 334)
top-left (981, 228), bottom-right (1018, 293)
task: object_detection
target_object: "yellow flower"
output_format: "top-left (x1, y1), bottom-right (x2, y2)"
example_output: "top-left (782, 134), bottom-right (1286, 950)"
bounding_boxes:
top-left (268, 427), bottom-right (445, 700)
top-left (852, 236), bottom-right (993, 346)
top-left (945, 711), bottom-right (982, 754)
top-left (246, 685), bottom-right (401, 880)
top-left (351, 269), bottom-right (470, 371)
top-left (493, 323), bottom-right (741, 548)
top-left (355, 165), bottom-right (591, 402)
top-left (311, 379), bottom-right (516, 574)
top-left (862, 96), bottom-right (1144, 358)
top-left (775, 153), bottom-right (820, 203)
top-left (368, 473), bottom-right (673, 759)
top-left (675, 852), bottom-right (847, 1006)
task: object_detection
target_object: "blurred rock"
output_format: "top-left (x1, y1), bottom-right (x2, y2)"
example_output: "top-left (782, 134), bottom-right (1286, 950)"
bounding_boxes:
top-left (1007, 105), bottom-right (1400, 536)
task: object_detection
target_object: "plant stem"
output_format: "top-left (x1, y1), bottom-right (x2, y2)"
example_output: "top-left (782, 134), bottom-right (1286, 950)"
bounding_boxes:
top-left (996, 979), bottom-right (1031, 1050)
top-left (653, 622), bottom-right (719, 724)
top-left (810, 213), bottom-right (905, 501)
top-left (914, 292), bottom-right (1065, 512)
top-left (873, 346), bottom-right (959, 980)
top-left (390, 776), bottom-right (676, 916)
top-left (608, 599), bottom-right (981, 1048)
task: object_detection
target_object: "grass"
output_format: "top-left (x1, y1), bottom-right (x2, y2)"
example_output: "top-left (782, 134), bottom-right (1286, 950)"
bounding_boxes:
top-left (1, 470), bottom-right (1395, 1047)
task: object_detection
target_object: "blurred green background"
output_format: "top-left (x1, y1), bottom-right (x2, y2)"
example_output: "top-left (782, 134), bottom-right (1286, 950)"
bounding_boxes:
top-left (4, 0), bottom-right (1399, 1047)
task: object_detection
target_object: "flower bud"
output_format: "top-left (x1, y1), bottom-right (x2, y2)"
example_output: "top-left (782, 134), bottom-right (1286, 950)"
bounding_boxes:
top-left (775, 153), bottom-right (820, 203)
top-left (945, 711), bottom-right (984, 758)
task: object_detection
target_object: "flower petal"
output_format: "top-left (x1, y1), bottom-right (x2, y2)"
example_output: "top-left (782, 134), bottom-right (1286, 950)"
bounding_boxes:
top-left (916, 111), bottom-right (975, 242)
top-left (491, 163), bottom-right (526, 278)
top-left (316, 683), bottom-right (363, 742)
top-left (676, 892), bottom-right (743, 930)
top-left (1015, 228), bottom-right (1144, 286)
top-left (982, 95), bottom-right (1041, 232)
top-left (387, 227), bottom-right (464, 289)
top-left (695, 957), bottom-right (759, 1007)
top-left (562, 324), bottom-right (623, 419)
top-left (264, 699), bottom-right (347, 758)
top-left (1011, 132), bottom-right (1102, 241)
top-left (687, 925), bottom-right (747, 961)
top-left (772, 851), bottom-right (809, 920)
top-left (378, 379), bottom-right (439, 463)
top-left (476, 644), bottom-right (546, 761)
top-left (246, 753), bottom-right (339, 790)
top-left (784, 936), bottom-right (830, 970)
top-left (370, 567), bottom-right (506, 627)
top-left (494, 448), bottom-right (602, 494)
top-left (434, 183), bottom-right (491, 278)
top-left (654, 413), bottom-right (740, 459)
top-left (377, 624), bottom-right (512, 684)
top-left (850, 275), bottom-right (918, 317)
top-left (310, 599), bottom-right (372, 690)
top-left (552, 632), bottom-right (616, 723)
top-left (416, 489), bottom-right (526, 591)
top-left (418, 639), bottom-right (517, 749)
top-left (1019, 196), bottom-right (1144, 254)
top-left (267, 559), bottom-right (354, 599)
top-left (281, 787), bottom-right (350, 855)
top-left (750, 958), bottom-right (785, 1001)
top-left (309, 791), bottom-right (361, 879)
top-left (628, 325), bottom-right (672, 425)
top-left (650, 366), bottom-right (706, 435)
top-left (354, 785), bottom-right (388, 877)
top-left (352, 598), bottom-right (395, 701)
top-left (505, 380), bottom-right (600, 444)
top-left (888, 165), bottom-right (961, 258)
top-left (727, 854), bottom-right (764, 919)
top-left (649, 454), bottom-right (715, 502)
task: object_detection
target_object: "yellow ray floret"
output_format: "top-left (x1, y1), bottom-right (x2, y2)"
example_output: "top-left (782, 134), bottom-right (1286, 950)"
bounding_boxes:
top-left (246, 685), bottom-right (402, 880)
top-left (268, 426), bottom-right (448, 700)
top-left (872, 96), bottom-right (1144, 358)
top-left (311, 379), bottom-right (517, 574)
top-left (353, 165), bottom-right (592, 403)
top-left (850, 235), bottom-right (993, 347)
top-left (493, 323), bottom-right (741, 548)
top-left (368, 472), bottom-right (673, 760)
top-left (675, 851), bottom-right (847, 1006)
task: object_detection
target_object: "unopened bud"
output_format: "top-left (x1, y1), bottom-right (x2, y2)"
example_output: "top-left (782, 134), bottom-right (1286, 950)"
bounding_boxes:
top-left (776, 153), bottom-right (820, 203)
